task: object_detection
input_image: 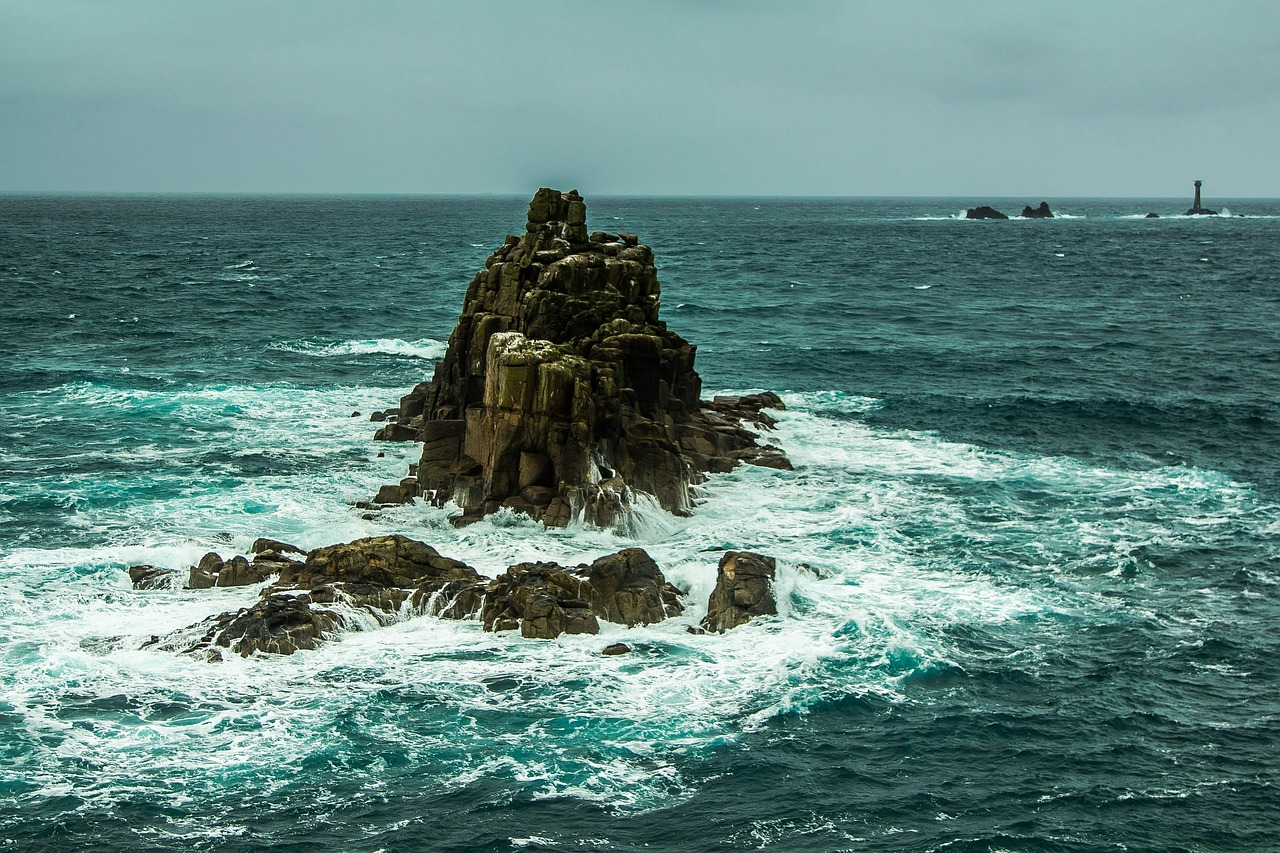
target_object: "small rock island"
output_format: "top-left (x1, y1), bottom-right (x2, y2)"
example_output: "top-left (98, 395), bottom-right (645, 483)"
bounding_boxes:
top-left (372, 188), bottom-right (790, 527)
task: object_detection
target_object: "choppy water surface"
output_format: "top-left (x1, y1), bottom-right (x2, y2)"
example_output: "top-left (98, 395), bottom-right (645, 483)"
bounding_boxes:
top-left (1, 196), bottom-right (1278, 851)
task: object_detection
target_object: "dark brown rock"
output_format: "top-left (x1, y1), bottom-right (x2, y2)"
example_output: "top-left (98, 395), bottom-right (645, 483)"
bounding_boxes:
top-left (581, 547), bottom-right (683, 626)
top-left (602, 643), bottom-right (631, 655)
top-left (160, 535), bottom-right (486, 656)
top-left (251, 538), bottom-right (304, 557)
top-left (187, 551), bottom-right (223, 589)
top-left (481, 562), bottom-right (600, 640)
top-left (701, 551), bottom-right (778, 632)
top-left (1020, 202), bottom-right (1054, 219)
top-left (179, 592), bottom-right (344, 657)
top-left (965, 206), bottom-right (1008, 220)
top-left (128, 564), bottom-right (177, 590)
top-left (215, 555), bottom-right (269, 587)
top-left (375, 189), bottom-right (789, 527)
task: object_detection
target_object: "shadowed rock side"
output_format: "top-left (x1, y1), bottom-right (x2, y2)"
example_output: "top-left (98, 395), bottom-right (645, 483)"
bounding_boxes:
top-left (1020, 202), bottom-right (1054, 219)
top-left (147, 536), bottom-right (704, 657)
top-left (374, 188), bottom-right (790, 527)
top-left (701, 551), bottom-right (778, 633)
top-left (965, 205), bottom-right (1008, 220)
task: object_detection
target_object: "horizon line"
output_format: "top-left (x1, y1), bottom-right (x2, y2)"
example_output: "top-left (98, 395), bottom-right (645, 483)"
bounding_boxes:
top-left (2, 190), bottom-right (1276, 201)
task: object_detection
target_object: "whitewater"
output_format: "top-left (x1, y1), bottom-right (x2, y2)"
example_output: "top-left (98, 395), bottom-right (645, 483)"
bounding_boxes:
top-left (1, 196), bottom-right (1277, 851)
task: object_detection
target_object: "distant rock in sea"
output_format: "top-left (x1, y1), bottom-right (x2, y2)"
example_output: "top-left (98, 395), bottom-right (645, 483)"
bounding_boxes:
top-left (1145, 212), bottom-right (1160, 218)
top-left (1020, 202), bottom-right (1054, 219)
top-left (965, 205), bottom-right (1009, 220)
top-left (373, 187), bottom-right (790, 528)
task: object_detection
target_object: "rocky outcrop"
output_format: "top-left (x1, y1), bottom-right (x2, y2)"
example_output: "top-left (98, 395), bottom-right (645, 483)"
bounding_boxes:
top-left (127, 564), bottom-right (178, 590)
top-left (965, 206), bottom-right (1008, 220)
top-left (1020, 202), bottom-right (1054, 219)
top-left (374, 188), bottom-right (789, 527)
top-left (701, 551), bottom-right (778, 632)
top-left (480, 546), bottom-right (684, 639)
top-left (481, 562), bottom-right (600, 639)
top-left (157, 535), bottom-right (486, 658)
top-left (185, 547), bottom-right (297, 589)
top-left (581, 547), bottom-right (683, 627)
top-left (150, 534), bottom-right (704, 655)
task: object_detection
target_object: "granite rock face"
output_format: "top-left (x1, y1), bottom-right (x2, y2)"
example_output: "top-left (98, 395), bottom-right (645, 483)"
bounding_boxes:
top-left (701, 550), bottom-right (778, 632)
top-left (376, 188), bottom-right (788, 527)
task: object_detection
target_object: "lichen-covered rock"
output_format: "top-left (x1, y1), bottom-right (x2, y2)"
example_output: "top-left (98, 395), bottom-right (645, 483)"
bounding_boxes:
top-left (376, 188), bottom-right (788, 527)
top-left (701, 551), bottom-right (778, 632)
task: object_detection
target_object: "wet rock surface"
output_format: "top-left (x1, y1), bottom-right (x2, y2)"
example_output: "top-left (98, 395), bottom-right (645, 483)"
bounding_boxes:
top-left (373, 188), bottom-right (789, 527)
top-left (144, 534), bottom-right (768, 656)
top-left (701, 551), bottom-right (778, 633)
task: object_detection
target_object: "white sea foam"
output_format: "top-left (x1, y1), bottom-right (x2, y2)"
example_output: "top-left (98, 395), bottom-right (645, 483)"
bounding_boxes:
top-left (269, 338), bottom-right (448, 359)
top-left (2, 389), bottom-right (1273, 815)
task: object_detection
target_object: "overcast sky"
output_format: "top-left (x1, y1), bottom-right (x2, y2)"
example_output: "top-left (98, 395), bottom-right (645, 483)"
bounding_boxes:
top-left (3, 1), bottom-right (1277, 197)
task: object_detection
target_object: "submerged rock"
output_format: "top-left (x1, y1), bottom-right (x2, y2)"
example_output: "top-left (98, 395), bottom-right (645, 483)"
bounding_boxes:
top-left (965, 205), bottom-right (1009, 220)
top-left (701, 551), bottom-right (778, 632)
top-left (374, 188), bottom-right (789, 527)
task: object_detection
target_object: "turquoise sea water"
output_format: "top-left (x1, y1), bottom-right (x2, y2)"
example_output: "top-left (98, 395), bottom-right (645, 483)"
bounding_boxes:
top-left (1, 196), bottom-right (1278, 851)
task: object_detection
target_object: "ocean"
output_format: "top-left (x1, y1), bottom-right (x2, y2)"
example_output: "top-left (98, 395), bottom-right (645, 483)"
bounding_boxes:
top-left (1, 195), bottom-right (1277, 852)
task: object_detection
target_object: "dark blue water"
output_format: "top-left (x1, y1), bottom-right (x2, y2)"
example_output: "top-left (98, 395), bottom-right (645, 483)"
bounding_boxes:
top-left (2, 196), bottom-right (1278, 851)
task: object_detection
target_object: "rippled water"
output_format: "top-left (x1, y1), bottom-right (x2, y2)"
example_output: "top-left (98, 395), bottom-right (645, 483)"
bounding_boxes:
top-left (1, 196), bottom-right (1278, 851)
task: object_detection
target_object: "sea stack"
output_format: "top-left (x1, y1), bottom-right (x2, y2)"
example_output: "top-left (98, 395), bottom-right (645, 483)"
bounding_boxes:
top-left (375, 188), bottom-right (790, 527)
top-left (1185, 180), bottom-right (1218, 216)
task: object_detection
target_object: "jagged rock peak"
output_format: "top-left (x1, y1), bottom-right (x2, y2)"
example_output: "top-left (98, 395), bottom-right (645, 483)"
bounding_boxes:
top-left (374, 188), bottom-right (790, 528)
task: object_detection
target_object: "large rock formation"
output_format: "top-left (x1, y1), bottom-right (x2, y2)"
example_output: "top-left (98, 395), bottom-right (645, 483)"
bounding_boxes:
top-left (374, 188), bottom-right (789, 526)
top-left (1020, 202), bottom-right (1054, 219)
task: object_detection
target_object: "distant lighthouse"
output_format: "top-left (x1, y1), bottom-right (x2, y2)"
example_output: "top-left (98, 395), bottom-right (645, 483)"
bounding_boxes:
top-left (1186, 179), bottom-right (1217, 216)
